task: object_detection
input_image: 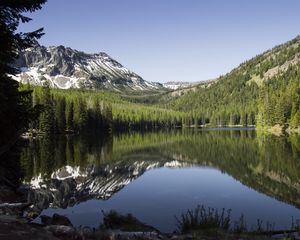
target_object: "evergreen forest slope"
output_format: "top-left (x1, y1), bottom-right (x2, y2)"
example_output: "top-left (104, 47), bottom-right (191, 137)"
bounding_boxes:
top-left (167, 36), bottom-right (300, 131)
top-left (19, 36), bottom-right (300, 134)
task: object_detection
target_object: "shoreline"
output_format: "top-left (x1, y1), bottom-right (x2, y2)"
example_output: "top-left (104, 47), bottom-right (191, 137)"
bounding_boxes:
top-left (0, 212), bottom-right (299, 240)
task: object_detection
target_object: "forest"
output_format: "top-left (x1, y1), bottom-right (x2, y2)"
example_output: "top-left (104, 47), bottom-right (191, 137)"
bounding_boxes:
top-left (14, 41), bottom-right (300, 136)
top-left (23, 84), bottom-right (192, 135)
top-left (1, 0), bottom-right (300, 148)
top-left (167, 36), bottom-right (300, 131)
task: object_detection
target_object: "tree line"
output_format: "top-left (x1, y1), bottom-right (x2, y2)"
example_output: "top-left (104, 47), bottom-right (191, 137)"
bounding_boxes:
top-left (167, 36), bottom-right (300, 131)
top-left (26, 85), bottom-right (112, 134)
top-left (257, 64), bottom-right (300, 130)
top-left (25, 85), bottom-right (194, 135)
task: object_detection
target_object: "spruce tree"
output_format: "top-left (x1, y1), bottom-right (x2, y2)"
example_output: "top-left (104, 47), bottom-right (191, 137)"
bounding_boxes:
top-left (0, 0), bottom-right (46, 146)
top-left (66, 101), bottom-right (74, 131)
top-left (39, 84), bottom-right (55, 134)
top-left (55, 96), bottom-right (66, 133)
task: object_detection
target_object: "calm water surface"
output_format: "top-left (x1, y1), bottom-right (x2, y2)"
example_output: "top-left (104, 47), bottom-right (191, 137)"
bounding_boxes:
top-left (20, 129), bottom-right (300, 232)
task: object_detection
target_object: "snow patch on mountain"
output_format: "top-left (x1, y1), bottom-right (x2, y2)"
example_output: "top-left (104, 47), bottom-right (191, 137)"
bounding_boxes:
top-left (23, 159), bottom-right (193, 210)
top-left (13, 43), bottom-right (163, 91)
top-left (163, 81), bottom-right (196, 90)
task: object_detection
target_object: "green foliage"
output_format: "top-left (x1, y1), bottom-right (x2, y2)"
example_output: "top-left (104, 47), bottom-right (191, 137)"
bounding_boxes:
top-left (30, 87), bottom-right (113, 134)
top-left (166, 36), bottom-right (300, 131)
top-left (290, 111), bottom-right (300, 129)
top-left (167, 69), bottom-right (259, 127)
top-left (54, 96), bottom-right (66, 132)
top-left (38, 85), bottom-right (55, 134)
top-left (66, 101), bottom-right (74, 131)
top-left (73, 97), bottom-right (88, 131)
top-left (257, 64), bottom-right (300, 130)
top-left (0, 0), bottom-right (46, 146)
top-left (28, 86), bottom-right (192, 134)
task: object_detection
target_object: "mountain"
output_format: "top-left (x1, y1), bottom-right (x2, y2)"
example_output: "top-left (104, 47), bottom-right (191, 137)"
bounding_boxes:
top-left (163, 80), bottom-right (214, 90)
top-left (23, 160), bottom-right (190, 212)
top-left (13, 43), bottom-right (163, 91)
top-left (163, 81), bottom-right (196, 90)
top-left (21, 130), bottom-right (300, 214)
top-left (168, 36), bottom-right (300, 131)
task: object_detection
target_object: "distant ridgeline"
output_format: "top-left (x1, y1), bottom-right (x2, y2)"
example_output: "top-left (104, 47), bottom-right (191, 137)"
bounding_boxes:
top-left (167, 36), bottom-right (300, 132)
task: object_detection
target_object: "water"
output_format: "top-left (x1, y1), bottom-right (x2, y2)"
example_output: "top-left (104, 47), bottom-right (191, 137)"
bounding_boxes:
top-left (19, 129), bottom-right (300, 232)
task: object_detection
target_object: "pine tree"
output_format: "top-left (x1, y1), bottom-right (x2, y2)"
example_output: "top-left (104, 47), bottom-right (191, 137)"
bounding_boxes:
top-left (39, 84), bottom-right (55, 134)
top-left (290, 110), bottom-right (300, 129)
top-left (66, 101), bottom-right (74, 131)
top-left (0, 0), bottom-right (46, 146)
top-left (74, 98), bottom-right (88, 132)
top-left (274, 96), bottom-right (286, 126)
top-left (55, 96), bottom-right (66, 133)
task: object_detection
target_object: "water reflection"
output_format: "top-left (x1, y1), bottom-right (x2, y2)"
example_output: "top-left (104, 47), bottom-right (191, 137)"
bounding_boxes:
top-left (20, 130), bottom-right (300, 231)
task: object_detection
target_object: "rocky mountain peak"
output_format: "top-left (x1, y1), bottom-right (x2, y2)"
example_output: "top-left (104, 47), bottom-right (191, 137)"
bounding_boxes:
top-left (13, 44), bottom-right (163, 91)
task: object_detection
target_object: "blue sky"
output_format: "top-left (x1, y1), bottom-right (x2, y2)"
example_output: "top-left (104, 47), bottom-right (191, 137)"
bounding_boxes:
top-left (19, 0), bottom-right (300, 83)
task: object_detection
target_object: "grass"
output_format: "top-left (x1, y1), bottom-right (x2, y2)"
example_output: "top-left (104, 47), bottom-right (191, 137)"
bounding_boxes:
top-left (175, 205), bottom-right (300, 239)
top-left (232, 214), bottom-right (247, 234)
top-left (98, 208), bottom-right (300, 239)
top-left (175, 205), bottom-right (231, 233)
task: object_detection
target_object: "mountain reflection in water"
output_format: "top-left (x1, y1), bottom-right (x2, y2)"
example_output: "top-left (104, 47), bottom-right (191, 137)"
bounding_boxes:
top-left (20, 130), bottom-right (300, 232)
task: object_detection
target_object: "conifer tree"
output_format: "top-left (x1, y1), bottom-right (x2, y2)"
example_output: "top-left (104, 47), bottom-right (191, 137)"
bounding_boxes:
top-left (39, 84), bottom-right (55, 134)
top-left (0, 0), bottom-right (46, 146)
top-left (66, 101), bottom-right (74, 131)
top-left (55, 96), bottom-right (66, 133)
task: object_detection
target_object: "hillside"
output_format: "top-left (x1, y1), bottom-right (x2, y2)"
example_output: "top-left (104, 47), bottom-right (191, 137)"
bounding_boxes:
top-left (13, 43), bottom-right (164, 91)
top-left (167, 36), bottom-right (300, 131)
top-left (13, 36), bottom-right (300, 134)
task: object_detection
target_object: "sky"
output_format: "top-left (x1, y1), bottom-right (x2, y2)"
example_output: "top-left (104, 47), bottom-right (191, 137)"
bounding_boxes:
top-left (19, 0), bottom-right (300, 83)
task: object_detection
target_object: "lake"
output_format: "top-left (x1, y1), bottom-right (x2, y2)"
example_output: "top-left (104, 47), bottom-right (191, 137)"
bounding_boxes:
top-left (19, 129), bottom-right (300, 233)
